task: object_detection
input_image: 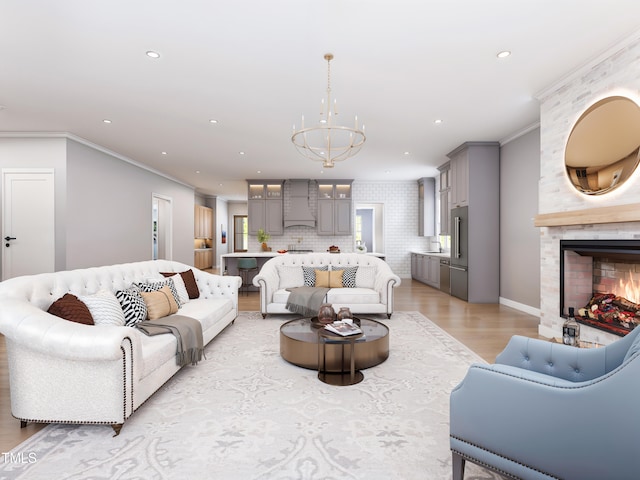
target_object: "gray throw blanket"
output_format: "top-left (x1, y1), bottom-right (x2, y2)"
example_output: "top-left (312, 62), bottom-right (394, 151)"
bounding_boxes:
top-left (286, 286), bottom-right (330, 316)
top-left (137, 315), bottom-right (204, 367)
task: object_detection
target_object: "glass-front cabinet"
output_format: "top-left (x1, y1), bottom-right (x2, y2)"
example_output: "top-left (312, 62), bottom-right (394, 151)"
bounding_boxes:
top-left (316, 180), bottom-right (353, 236)
top-left (247, 180), bottom-right (284, 236)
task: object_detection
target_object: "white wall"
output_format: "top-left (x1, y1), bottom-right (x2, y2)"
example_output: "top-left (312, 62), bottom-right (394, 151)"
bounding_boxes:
top-left (65, 139), bottom-right (195, 268)
top-left (0, 136), bottom-right (68, 271)
top-left (0, 135), bottom-right (197, 272)
top-left (500, 128), bottom-right (541, 309)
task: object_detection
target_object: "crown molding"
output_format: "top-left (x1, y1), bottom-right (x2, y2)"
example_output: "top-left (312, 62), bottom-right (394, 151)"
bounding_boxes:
top-left (500, 122), bottom-right (540, 146)
top-left (0, 131), bottom-right (195, 190)
top-left (535, 27), bottom-right (640, 101)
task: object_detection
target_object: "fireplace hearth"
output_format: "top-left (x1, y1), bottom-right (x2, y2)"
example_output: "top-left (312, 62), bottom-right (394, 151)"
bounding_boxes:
top-left (560, 240), bottom-right (640, 336)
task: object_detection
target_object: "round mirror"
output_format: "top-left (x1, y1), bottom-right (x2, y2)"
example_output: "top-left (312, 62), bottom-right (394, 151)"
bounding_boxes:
top-left (565, 96), bottom-right (640, 195)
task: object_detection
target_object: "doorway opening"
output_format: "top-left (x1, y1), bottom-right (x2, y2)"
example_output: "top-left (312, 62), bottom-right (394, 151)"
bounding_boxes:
top-left (152, 194), bottom-right (173, 260)
top-left (355, 203), bottom-right (384, 253)
top-left (234, 215), bottom-right (248, 252)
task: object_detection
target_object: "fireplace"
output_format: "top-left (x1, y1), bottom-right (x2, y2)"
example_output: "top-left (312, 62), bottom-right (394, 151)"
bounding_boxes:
top-left (560, 239), bottom-right (640, 336)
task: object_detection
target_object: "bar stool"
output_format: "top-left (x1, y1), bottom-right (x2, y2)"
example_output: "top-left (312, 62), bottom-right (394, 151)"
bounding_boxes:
top-left (237, 258), bottom-right (258, 296)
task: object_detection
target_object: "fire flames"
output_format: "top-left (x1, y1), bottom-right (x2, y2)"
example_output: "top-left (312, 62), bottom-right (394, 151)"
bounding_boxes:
top-left (577, 274), bottom-right (640, 335)
top-left (618, 274), bottom-right (640, 304)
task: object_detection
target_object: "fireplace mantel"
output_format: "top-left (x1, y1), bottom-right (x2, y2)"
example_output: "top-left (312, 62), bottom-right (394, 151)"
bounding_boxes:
top-left (534, 203), bottom-right (640, 227)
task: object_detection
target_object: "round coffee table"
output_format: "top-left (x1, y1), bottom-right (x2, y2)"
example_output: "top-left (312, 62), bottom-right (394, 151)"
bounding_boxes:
top-left (280, 317), bottom-right (389, 373)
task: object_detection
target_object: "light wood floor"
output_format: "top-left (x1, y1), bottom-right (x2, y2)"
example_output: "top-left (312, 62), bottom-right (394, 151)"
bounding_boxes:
top-left (0, 279), bottom-right (542, 452)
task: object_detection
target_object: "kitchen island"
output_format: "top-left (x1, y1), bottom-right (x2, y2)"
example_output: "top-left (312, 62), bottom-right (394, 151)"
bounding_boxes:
top-left (220, 251), bottom-right (387, 291)
top-left (220, 252), bottom-right (282, 291)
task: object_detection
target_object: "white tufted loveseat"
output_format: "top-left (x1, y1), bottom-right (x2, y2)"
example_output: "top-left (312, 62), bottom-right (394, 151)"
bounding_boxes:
top-left (0, 260), bottom-right (241, 435)
top-left (252, 253), bottom-right (401, 318)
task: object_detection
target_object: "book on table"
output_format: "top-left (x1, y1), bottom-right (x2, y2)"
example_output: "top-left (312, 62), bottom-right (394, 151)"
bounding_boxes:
top-left (324, 321), bottom-right (362, 336)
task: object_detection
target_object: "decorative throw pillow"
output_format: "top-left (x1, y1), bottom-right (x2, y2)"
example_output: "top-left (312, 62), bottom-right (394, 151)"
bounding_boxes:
top-left (136, 278), bottom-right (181, 308)
top-left (277, 265), bottom-right (304, 289)
top-left (47, 293), bottom-right (94, 325)
top-left (158, 273), bottom-right (189, 304)
top-left (140, 286), bottom-right (179, 320)
top-left (115, 287), bottom-right (148, 326)
top-left (79, 289), bottom-right (126, 327)
top-left (315, 269), bottom-right (344, 288)
top-left (340, 266), bottom-right (358, 288)
top-left (162, 270), bottom-right (199, 299)
top-left (302, 265), bottom-right (328, 286)
top-left (355, 265), bottom-right (377, 289)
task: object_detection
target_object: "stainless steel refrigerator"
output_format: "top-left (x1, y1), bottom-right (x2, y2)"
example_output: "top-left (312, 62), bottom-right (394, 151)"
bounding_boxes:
top-left (450, 206), bottom-right (468, 301)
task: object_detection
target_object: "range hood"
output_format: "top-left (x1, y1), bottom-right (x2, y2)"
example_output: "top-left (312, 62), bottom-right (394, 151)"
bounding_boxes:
top-left (284, 179), bottom-right (316, 228)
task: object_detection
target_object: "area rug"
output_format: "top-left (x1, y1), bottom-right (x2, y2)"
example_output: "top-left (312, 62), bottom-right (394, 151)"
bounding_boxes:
top-left (0, 311), bottom-right (503, 480)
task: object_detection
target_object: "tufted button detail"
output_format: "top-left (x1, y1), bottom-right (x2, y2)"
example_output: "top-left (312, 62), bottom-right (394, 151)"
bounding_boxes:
top-left (575, 368), bottom-right (580, 373)
top-left (548, 362), bottom-right (553, 367)
top-left (524, 356), bottom-right (529, 361)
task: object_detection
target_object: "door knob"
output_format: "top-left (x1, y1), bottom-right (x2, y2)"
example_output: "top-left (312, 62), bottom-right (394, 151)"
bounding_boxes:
top-left (4, 236), bottom-right (16, 241)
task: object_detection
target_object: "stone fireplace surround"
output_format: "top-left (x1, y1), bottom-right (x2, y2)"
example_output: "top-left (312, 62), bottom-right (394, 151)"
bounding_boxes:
top-left (535, 31), bottom-right (640, 345)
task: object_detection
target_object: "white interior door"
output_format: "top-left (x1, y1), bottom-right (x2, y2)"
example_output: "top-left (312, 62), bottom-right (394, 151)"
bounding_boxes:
top-left (152, 194), bottom-right (172, 260)
top-left (2, 169), bottom-right (55, 280)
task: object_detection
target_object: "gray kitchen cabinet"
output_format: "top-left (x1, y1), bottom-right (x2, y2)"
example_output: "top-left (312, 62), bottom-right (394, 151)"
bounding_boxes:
top-left (450, 148), bottom-right (469, 208)
top-left (438, 163), bottom-right (451, 235)
top-left (317, 180), bottom-right (353, 236)
top-left (411, 253), bottom-right (440, 289)
top-left (418, 177), bottom-right (435, 237)
top-left (444, 142), bottom-right (500, 303)
top-left (247, 180), bottom-right (284, 236)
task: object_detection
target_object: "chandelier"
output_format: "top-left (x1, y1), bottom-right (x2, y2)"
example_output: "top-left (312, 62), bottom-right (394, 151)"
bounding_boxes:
top-left (291, 53), bottom-right (366, 168)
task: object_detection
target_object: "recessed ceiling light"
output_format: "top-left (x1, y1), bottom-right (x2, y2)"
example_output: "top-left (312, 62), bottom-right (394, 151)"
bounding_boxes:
top-left (146, 50), bottom-right (160, 59)
top-left (161, 151), bottom-right (167, 155)
top-left (209, 119), bottom-right (218, 124)
top-left (239, 151), bottom-right (245, 155)
top-left (257, 170), bottom-right (261, 174)
top-left (219, 183), bottom-right (223, 186)
top-left (497, 50), bottom-right (511, 59)
top-left (434, 119), bottom-right (443, 124)
top-left (102, 119), bottom-right (112, 124)
top-left (196, 170), bottom-right (200, 174)
top-left (404, 151), bottom-right (410, 155)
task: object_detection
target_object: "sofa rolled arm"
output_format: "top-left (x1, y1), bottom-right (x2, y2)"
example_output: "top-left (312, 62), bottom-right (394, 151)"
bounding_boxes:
top-left (494, 334), bottom-right (608, 382)
top-left (0, 299), bottom-right (134, 361)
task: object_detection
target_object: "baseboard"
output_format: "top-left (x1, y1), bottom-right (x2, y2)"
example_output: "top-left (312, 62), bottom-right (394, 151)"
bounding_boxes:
top-left (499, 297), bottom-right (540, 317)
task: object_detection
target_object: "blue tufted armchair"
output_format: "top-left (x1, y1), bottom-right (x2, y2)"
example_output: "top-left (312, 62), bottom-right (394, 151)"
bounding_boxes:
top-left (450, 326), bottom-right (640, 479)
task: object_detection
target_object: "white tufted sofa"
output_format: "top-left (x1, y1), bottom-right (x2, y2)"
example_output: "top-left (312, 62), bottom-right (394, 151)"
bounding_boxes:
top-left (0, 260), bottom-right (241, 434)
top-left (253, 253), bottom-right (401, 318)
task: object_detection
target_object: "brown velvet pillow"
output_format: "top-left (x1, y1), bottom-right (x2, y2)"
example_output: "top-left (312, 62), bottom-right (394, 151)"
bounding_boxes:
top-left (47, 293), bottom-right (94, 325)
top-left (161, 270), bottom-right (199, 299)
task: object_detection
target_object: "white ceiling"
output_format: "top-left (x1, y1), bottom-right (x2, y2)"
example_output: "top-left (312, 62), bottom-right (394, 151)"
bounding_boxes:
top-left (2, 1), bottom-right (640, 200)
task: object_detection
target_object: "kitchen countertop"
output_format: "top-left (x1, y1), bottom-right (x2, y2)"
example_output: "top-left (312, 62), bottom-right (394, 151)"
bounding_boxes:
top-left (410, 250), bottom-right (451, 258)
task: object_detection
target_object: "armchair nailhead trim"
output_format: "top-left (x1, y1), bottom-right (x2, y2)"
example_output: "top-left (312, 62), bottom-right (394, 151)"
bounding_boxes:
top-left (451, 436), bottom-right (561, 479)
